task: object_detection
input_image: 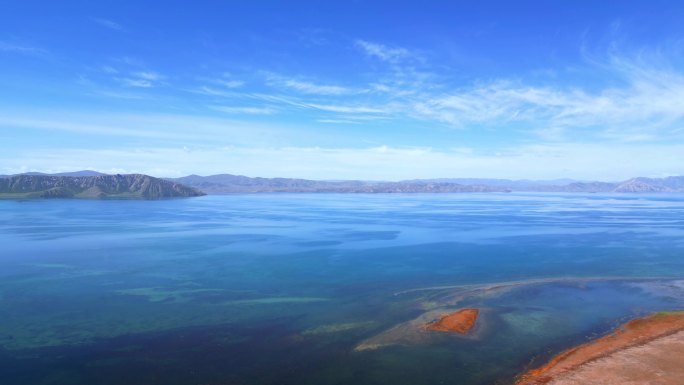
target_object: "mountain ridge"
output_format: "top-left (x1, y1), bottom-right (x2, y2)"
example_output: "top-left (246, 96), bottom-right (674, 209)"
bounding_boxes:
top-left (0, 174), bottom-right (205, 199)
top-left (4, 171), bottom-right (684, 194)
top-left (168, 174), bottom-right (684, 194)
top-left (0, 170), bottom-right (106, 178)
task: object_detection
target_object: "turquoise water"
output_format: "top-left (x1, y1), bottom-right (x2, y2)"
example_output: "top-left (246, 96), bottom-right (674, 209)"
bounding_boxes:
top-left (1, 193), bottom-right (684, 384)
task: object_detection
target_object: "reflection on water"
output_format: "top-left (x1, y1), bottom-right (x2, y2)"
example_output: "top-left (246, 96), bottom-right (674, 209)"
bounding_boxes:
top-left (1, 193), bottom-right (684, 384)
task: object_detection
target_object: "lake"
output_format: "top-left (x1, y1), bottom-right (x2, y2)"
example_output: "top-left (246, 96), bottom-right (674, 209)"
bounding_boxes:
top-left (2, 193), bottom-right (684, 384)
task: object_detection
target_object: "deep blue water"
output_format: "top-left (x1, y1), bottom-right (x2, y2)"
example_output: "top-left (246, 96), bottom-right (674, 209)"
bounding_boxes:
top-left (1, 193), bottom-right (684, 385)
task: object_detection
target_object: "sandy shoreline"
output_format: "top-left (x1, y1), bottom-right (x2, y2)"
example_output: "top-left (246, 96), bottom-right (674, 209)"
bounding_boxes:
top-left (515, 311), bottom-right (684, 385)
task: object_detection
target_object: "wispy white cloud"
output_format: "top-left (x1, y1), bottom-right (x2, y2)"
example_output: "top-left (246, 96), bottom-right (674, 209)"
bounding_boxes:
top-left (215, 79), bottom-right (244, 88)
top-left (281, 79), bottom-right (354, 95)
top-left (0, 41), bottom-right (46, 55)
top-left (0, 110), bottom-right (299, 145)
top-left (193, 86), bottom-right (236, 97)
top-left (302, 103), bottom-right (387, 114)
top-left (118, 78), bottom-right (154, 88)
top-left (268, 74), bottom-right (356, 95)
top-left (117, 71), bottom-right (165, 88)
top-left (91, 17), bottom-right (125, 31)
top-left (199, 73), bottom-right (245, 89)
top-left (317, 119), bottom-right (362, 124)
top-left (134, 71), bottom-right (162, 81)
top-left (98, 43), bottom-right (684, 146)
top-left (102, 66), bottom-right (118, 74)
top-left (0, 115), bottom-right (164, 138)
top-left (210, 105), bottom-right (275, 115)
top-left (411, 60), bottom-right (684, 141)
top-left (355, 40), bottom-right (412, 63)
top-left (198, 88), bottom-right (387, 116)
top-left (93, 90), bottom-right (147, 100)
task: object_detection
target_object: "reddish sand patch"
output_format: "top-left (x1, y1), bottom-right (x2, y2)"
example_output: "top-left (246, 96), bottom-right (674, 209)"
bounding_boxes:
top-left (515, 311), bottom-right (684, 385)
top-left (425, 308), bottom-right (479, 334)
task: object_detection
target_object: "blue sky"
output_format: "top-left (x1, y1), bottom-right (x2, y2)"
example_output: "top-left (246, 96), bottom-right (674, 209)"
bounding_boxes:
top-left (2, 0), bottom-right (684, 180)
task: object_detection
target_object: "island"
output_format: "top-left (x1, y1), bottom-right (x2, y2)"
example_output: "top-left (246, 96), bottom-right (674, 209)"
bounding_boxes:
top-left (0, 174), bottom-right (205, 199)
top-left (515, 311), bottom-right (684, 385)
top-left (425, 308), bottom-right (479, 334)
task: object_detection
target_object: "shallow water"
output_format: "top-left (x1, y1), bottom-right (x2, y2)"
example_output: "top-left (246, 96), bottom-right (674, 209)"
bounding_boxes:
top-left (1, 193), bottom-right (684, 384)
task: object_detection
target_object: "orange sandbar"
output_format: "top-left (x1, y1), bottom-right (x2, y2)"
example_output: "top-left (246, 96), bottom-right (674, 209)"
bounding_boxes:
top-left (515, 311), bottom-right (684, 385)
top-left (425, 308), bottom-right (479, 334)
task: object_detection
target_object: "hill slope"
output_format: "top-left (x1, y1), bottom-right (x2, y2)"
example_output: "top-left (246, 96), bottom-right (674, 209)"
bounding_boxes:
top-left (0, 174), bottom-right (205, 199)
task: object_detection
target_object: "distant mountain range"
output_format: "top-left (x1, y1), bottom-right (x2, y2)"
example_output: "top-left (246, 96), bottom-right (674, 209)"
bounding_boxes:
top-left (0, 170), bottom-right (106, 178)
top-left (3, 171), bottom-right (684, 196)
top-left (169, 174), bottom-right (509, 193)
top-left (168, 174), bottom-right (684, 194)
top-left (0, 174), bottom-right (205, 199)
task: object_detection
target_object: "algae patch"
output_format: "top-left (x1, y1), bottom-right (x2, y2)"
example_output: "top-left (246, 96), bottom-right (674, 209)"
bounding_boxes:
top-left (115, 287), bottom-right (224, 303)
top-left (28, 263), bottom-right (73, 269)
top-left (217, 297), bottom-right (329, 305)
top-left (501, 310), bottom-right (555, 335)
top-left (302, 321), bottom-right (376, 335)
